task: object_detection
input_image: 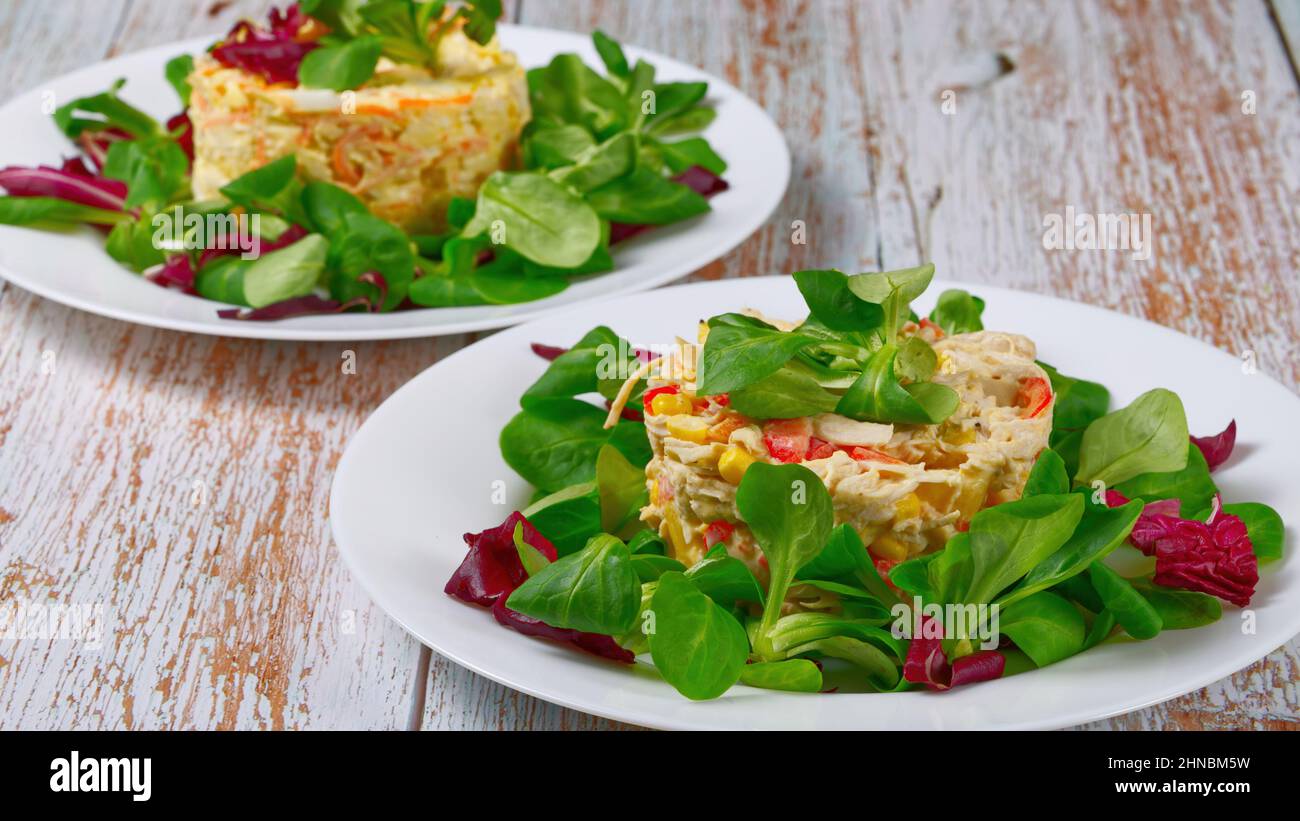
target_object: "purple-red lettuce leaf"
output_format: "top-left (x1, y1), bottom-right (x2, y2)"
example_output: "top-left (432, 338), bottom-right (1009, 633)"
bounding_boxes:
top-left (447, 511), bottom-right (634, 663)
top-left (1191, 419), bottom-right (1236, 472)
top-left (902, 616), bottom-right (1004, 691)
top-left (491, 598), bottom-right (635, 664)
top-left (211, 4), bottom-right (321, 86)
top-left (0, 163), bottom-right (128, 211)
top-left (445, 512), bottom-right (558, 607)
top-left (1107, 491), bottom-right (1258, 607)
top-left (149, 254), bottom-right (197, 294)
top-left (167, 112), bottom-right (195, 163)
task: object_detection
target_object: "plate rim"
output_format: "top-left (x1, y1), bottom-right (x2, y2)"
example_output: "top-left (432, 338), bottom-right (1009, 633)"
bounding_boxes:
top-left (0, 26), bottom-right (790, 341)
top-left (330, 274), bottom-right (1300, 730)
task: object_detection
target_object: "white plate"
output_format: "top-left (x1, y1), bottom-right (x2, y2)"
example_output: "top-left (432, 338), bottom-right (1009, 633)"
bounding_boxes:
top-left (330, 276), bottom-right (1300, 730)
top-left (0, 26), bottom-right (788, 340)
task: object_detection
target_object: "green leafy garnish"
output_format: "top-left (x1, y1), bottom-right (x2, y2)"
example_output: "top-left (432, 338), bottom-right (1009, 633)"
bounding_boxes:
top-left (999, 591), bottom-right (1086, 667)
top-left (735, 463), bottom-right (835, 660)
top-left (505, 533), bottom-right (642, 635)
top-left (647, 572), bottom-right (750, 700)
top-left (738, 659), bottom-right (823, 692)
top-left (697, 263), bottom-right (959, 425)
top-left (164, 55), bottom-right (195, 107)
top-left (53, 79), bottom-right (161, 139)
top-left (928, 288), bottom-right (985, 335)
top-left (1075, 388), bottom-right (1189, 486)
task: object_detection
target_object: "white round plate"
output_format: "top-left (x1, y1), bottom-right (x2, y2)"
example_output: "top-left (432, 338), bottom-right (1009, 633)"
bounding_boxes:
top-left (330, 276), bottom-right (1299, 730)
top-left (0, 26), bottom-right (788, 340)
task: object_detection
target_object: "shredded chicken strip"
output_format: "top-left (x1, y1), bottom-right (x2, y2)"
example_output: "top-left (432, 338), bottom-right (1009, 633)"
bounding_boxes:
top-left (603, 359), bottom-right (655, 429)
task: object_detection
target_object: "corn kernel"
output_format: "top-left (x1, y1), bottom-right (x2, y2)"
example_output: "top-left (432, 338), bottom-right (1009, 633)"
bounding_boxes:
top-left (894, 492), bottom-right (922, 522)
top-left (954, 472), bottom-right (993, 520)
top-left (915, 482), bottom-right (954, 513)
top-left (942, 426), bottom-right (977, 446)
top-left (666, 414), bottom-right (710, 444)
top-left (870, 534), bottom-right (911, 561)
top-left (718, 446), bottom-right (757, 485)
top-left (650, 392), bottom-right (693, 416)
top-left (661, 506), bottom-right (687, 554)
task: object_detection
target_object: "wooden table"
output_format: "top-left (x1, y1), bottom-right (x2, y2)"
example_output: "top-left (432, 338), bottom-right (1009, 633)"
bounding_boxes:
top-left (1, 0), bottom-right (1297, 731)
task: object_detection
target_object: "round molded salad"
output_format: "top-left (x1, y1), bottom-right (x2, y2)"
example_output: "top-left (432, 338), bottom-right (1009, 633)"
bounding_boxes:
top-left (0, 1), bottom-right (729, 322)
top-left (444, 264), bottom-right (1283, 700)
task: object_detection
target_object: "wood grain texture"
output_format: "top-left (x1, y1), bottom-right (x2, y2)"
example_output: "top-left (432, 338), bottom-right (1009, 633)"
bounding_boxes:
top-left (1, 0), bottom-right (1297, 731)
top-left (847, 0), bottom-right (1300, 730)
top-left (0, 0), bottom-right (451, 730)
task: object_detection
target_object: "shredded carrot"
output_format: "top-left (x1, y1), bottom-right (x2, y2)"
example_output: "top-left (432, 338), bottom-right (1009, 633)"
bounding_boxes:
top-left (398, 93), bottom-right (474, 109)
top-left (354, 104), bottom-right (399, 117)
top-left (332, 139), bottom-right (361, 185)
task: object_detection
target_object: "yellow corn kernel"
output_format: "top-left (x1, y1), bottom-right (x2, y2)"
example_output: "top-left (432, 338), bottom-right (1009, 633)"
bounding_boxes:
top-left (943, 426), bottom-right (978, 446)
top-left (894, 492), bottom-right (922, 522)
top-left (954, 471), bottom-right (993, 520)
top-left (666, 414), bottom-right (709, 444)
top-left (650, 392), bottom-right (692, 417)
top-left (661, 506), bottom-right (685, 552)
top-left (718, 446), bottom-right (757, 485)
top-left (870, 534), bottom-right (911, 562)
top-left (915, 482), bottom-right (955, 513)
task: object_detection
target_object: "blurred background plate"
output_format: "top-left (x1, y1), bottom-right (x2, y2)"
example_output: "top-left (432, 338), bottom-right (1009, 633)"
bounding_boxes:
top-left (0, 25), bottom-right (789, 340)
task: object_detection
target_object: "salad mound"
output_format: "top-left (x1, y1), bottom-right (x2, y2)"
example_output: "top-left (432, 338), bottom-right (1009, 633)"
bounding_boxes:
top-left (0, 2), bottom-right (729, 321)
top-left (190, 8), bottom-right (530, 232)
top-left (446, 265), bottom-right (1286, 701)
top-left (637, 322), bottom-right (1056, 575)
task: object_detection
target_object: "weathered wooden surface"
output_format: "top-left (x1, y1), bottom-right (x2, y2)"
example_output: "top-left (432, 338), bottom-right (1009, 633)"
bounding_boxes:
top-left (1, 0), bottom-right (1297, 731)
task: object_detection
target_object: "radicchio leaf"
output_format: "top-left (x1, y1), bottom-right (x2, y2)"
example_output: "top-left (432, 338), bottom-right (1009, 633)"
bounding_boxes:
top-left (216, 294), bottom-right (360, 321)
top-left (609, 165), bottom-right (729, 245)
top-left (149, 254), bottom-right (197, 294)
top-left (529, 340), bottom-right (655, 363)
top-left (0, 163), bottom-right (127, 211)
top-left (530, 342), bottom-right (567, 361)
top-left (215, 268), bottom-right (387, 321)
top-left (948, 650), bottom-right (1007, 687)
top-left (198, 223), bottom-right (308, 269)
top-left (1107, 491), bottom-right (1258, 607)
top-left (447, 511), bottom-right (634, 663)
top-left (673, 164), bottom-right (732, 198)
top-left (490, 599), bottom-right (635, 664)
top-left (1105, 489), bottom-right (1179, 526)
top-left (902, 616), bottom-right (1005, 691)
top-left (76, 127), bottom-right (132, 172)
top-left (902, 621), bottom-right (949, 688)
top-left (211, 4), bottom-right (320, 86)
top-left (445, 512), bottom-right (558, 607)
top-left (167, 111), bottom-right (195, 163)
top-left (1191, 419), bottom-right (1236, 472)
